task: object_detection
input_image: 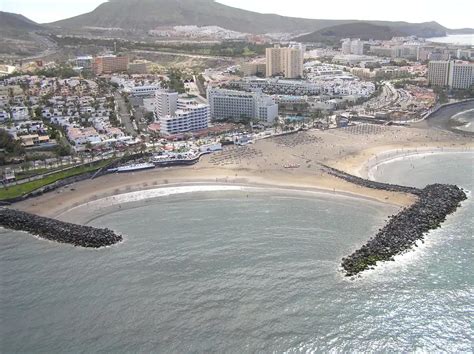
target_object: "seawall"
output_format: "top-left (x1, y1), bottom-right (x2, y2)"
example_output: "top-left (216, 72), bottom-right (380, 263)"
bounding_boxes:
top-left (0, 208), bottom-right (122, 248)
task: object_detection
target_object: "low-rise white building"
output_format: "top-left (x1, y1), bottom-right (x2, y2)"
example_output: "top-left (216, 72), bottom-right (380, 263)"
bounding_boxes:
top-left (131, 84), bottom-right (161, 97)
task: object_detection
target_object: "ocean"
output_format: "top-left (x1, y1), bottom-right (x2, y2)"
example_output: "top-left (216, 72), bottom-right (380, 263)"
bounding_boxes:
top-left (426, 34), bottom-right (474, 45)
top-left (451, 109), bottom-right (474, 133)
top-left (1, 153), bottom-right (473, 352)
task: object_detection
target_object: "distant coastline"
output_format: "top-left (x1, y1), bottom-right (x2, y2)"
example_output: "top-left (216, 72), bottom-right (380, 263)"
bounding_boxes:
top-left (426, 34), bottom-right (474, 45)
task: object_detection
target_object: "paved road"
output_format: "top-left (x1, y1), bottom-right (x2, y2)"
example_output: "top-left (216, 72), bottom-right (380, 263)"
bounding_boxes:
top-left (115, 93), bottom-right (137, 137)
top-left (131, 49), bottom-right (232, 61)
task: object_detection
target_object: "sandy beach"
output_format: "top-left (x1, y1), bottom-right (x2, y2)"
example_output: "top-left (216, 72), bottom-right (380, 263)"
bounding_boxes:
top-left (14, 124), bottom-right (473, 218)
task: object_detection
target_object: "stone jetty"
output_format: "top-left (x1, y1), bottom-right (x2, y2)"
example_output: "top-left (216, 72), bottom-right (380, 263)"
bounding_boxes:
top-left (319, 164), bottom-right (467, 276)
top-left (0, 208), bottom-right (122, 248)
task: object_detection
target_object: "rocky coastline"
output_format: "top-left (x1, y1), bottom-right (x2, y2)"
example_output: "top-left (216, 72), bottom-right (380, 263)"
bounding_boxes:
top-left (0, 208), bottom-right (122, 248)
top-left (320, 164), bottom-right (467, 276)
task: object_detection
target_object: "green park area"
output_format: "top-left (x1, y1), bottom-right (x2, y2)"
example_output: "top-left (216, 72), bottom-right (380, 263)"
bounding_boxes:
top-left (0, 160), bottom-right (111, 201)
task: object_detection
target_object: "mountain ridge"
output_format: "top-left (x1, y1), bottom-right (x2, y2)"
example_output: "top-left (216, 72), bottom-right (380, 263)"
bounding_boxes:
top-left (0, 11), bottom-right (45, 32)
top-left (48, 0), bottom-right (452, 37)
top-left (295, 22), bottom-right (404, 43)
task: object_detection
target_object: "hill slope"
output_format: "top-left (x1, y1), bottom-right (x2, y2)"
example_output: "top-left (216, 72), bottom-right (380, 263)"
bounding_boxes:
top-left (0, 12), bottom-right (49, 57)
top-left (49, 0), bottom-right (450, 37)
top-left (295, 21), bottom-right (453, 43)
top-left (295, 22), bottom-right (403, 42)
top-left (0, 11), bottom-right (44, 32)
top-left (50, 0), bottom-right (351, 33)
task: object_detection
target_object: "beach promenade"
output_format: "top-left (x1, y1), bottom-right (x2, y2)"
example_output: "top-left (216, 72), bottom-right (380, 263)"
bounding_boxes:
top-left (12, 122), bottom-right (473, 218)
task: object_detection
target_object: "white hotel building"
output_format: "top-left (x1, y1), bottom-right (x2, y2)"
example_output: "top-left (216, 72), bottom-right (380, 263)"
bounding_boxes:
top-left (155, 91), bottom-right (210, 136)
top-left (207, 87), bottom-right (278, 124)
top-left (448, 62), bottom-right (474, 89)
top-left (131, 84), bottom-right (162, 97)
top-left (428, 60), bottom-right (474, 89)
top-left (155, 91), bottom-right (179, 117)
top-left (159, 104), bottom-right (210, 136)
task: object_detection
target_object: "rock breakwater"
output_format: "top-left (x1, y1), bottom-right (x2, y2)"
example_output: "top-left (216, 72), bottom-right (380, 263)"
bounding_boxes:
top-left (341, 184), bottom-right (467, 276)
top-left (320, 164), bottom-right (422, 196)
top-left (320, 164), bottom-right (467, 276)
top-left (0, 208), bottom-right (122, 248)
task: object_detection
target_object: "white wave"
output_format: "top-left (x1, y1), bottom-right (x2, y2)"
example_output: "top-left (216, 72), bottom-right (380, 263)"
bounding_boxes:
top-left (348, 195), bottom-right (472, 283)
top-left (62, 185), bottom-right (245, 216)
top-left (59, 182), bottom-right (395, 223)
top-left (452, 108), bottom-right (474, 120)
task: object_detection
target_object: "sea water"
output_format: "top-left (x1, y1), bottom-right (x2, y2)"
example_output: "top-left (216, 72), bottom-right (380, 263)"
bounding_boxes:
top-left (451, 109), bottom-right (474, 133)
top-left (1, 153), bottom-right (473, 352)
top-left (426, 34), bottom-right (474, 46)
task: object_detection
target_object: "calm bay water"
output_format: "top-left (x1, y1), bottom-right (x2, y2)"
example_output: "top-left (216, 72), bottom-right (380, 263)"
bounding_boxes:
top-left (452, 109), bottom-right (474, 133)
top-left (1, 153), bottom-right (473, 352)
top-left (427, 34), bottom-right (474, 45)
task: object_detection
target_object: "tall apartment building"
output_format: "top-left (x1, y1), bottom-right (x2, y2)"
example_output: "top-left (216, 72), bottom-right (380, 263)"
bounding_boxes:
top-left (159, 103), bottom-right (210, 136)
top-left (350, 39), bottom-right (364, 55)
top-left (155, 91), bottom-right (210, 135)
top-left (341, 40), bottom-right (352, 55)
top-left (428, 60), bottom-right (474, 89)
top-left (448, 62), bottom-right (474, 89)
top-left (342, 39), bottom-right (364, 55)
top-left (207, 87), bottom-right (278, 123)
top-left (92, 55), bottom-right (129, 75)
top-left (428, 61), bottom-right (451, 87)
top-left (265, 44), bottom-right (304, 79)
top-left (266, 45), bottom-right (286, 77)
top-left (155, 91), bottom-right (179, 118)
top-left (286, 45), bottom-right (305, 79)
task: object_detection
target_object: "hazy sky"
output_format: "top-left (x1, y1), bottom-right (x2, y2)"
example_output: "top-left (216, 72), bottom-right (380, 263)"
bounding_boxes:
top-left (1, 0), bottom-right (473, 29)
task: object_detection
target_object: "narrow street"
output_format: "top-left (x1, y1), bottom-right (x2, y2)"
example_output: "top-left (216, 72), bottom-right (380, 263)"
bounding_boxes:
top-left (114, 92), bottom-right (138, 137)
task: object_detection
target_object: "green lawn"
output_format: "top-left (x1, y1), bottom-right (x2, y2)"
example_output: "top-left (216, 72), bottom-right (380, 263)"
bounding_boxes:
top-left (0, 160), bottom-right (111, 201)
top-left (15, 166), bottom-right (63, 180)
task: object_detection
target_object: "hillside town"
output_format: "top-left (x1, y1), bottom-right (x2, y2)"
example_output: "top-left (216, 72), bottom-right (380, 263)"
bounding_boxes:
top-left (0, 31), bottom-right (473, 195)
top-left (1, 1), bottom-right (474, 353)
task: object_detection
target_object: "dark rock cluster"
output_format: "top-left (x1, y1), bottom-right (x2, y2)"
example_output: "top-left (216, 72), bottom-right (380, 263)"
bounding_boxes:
top-left (0, 208), bottom-right (122, 248)
top-left (341, 184), bottom-right (467, 276)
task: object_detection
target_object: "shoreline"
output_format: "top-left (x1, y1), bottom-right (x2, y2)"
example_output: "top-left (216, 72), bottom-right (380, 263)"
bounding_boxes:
top-left (361, 147), bottom-right (473, 180)
top-left (330, 142), bottom-right (473, 177)
top-left (3, 130), bottom-right (472, 268)
top-left (14, 167), bottom-right (417, 219)
top-left (56, 182), bottom-right (401, 224)
top-left (10, 115), bottom-right (474, 220)
top-left (12, 143), bottom-right (473, 219)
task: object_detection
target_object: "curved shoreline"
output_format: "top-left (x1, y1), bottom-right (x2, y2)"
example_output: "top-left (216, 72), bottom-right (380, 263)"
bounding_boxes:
top-left (361, 147), bottom-right (473, 180)
top-left (57, 183), bottom-right (398, 225)
top-left (421, 99), bottom-right (474, 135)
